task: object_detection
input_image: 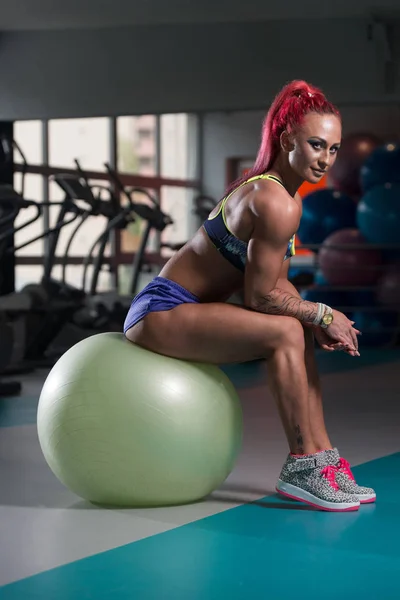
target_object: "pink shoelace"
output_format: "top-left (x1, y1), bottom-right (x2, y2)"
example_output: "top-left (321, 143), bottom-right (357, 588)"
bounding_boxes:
top-left (321, 465), bottom-right (340, 490)
top-left (336, 457), bottom-right (355, 481)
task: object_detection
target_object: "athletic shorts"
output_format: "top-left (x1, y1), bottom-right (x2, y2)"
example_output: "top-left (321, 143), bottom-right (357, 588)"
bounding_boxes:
top-left (123, 276), bottom-right (199, 334)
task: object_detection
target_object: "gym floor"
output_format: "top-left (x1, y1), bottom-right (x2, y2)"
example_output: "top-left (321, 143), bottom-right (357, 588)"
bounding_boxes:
top-left (1, 348), bottom-right (400, 599)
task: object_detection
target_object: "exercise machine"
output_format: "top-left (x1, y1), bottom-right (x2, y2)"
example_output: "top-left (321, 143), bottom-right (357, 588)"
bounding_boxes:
top-left (0, 195), bottom-right (26, 395)
top-left (104, 162), bottom-right (178, 296)
top-left (54, 161), bottom-right (178, 306)
top-left (193, 194), bottom-right (218, 222)
top-left (0, 183), bottom-right (95, 368)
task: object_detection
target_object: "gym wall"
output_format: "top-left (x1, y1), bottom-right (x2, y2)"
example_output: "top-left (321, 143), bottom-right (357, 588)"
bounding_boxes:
top-left (0, 19), bottom-right (399, 121)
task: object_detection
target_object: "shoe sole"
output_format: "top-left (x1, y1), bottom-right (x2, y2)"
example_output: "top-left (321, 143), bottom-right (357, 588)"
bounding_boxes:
top-left (276, 479), bottom-right (360, 512)
top-left (360, 495), bottom-right (376, 504)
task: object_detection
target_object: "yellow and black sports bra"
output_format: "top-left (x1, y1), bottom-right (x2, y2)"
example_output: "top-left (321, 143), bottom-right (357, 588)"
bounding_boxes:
top-left (203, 174), bottom-right (296, 272)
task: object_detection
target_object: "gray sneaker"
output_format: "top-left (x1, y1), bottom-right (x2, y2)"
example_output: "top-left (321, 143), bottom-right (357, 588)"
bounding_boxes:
top-left (324, 448), bottom-right (376, 504)
top-left (276, 451), bottom-right (360, 512)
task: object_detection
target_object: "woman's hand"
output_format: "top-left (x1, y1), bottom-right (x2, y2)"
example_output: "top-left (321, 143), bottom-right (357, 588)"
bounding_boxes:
top-left (313, 327), bottom-right (346, 353)
top-left (315, 310), bottom-right (361, 357)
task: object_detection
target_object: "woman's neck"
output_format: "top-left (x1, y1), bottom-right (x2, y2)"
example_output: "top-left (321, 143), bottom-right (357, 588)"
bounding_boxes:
top-left (268, 155), bottom-right (304, 197)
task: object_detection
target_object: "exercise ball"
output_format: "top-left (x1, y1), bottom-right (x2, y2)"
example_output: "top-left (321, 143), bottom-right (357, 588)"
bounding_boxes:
top-left (329, 132), bottom-right (382, 198)
top-left (37, 333), bottom-right (243, 507)
top-left (357, 183), bottom-right (400, 245)
top-left (351, 309), bottom-right (397, 347)
top-left (376, 262), bottom-right (400, 309)
top-left (318, 228), bottom-right (383, 286)
top-left (314, 269), bottom-right (328, 285)
top-left (301, 286), bottom-right (350, 313)
top-left (360, 143), bottom-right (400, 192)
top-left (297, 189), bottom-right (357, 248)
top-left (288, 265), bottom-right (314, 286)
top-left (345, 287), bottom-right (377, 310)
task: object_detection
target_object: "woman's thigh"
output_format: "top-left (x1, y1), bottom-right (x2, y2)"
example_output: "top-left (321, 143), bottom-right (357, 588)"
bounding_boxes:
top-left (126, 302), bottom-right (304, 364)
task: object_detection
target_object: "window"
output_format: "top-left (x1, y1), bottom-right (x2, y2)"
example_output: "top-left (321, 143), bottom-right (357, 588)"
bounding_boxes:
top-left (10, 112), bottom-right (200, 296)
top-left (119, 188), bottom-right (159, 255)
top-left (49, 118), bottom-right (110, 171)
top-left (117, 116), bottom-right (157, 175)
top-left (15, 266), bottom-right (43, 291)
top-left (14, 174), bottom-right (45, 257)
top-left (160, 186), bottom-right (195, 256)
top-left (14, 121), bottom-right (43, 165)
top-left (117, 264), bottom-right (158, 296)
top-left (139, 156), bottom-right (154, 171)
top-left (12, 122), bottom-right (45, 259)
top-left (118, 186), bottom-right (162, 296)
top-left (138, 128), bottom-right (152, 141)
top-left (49, 179), bottom-right (110, 257)
top-left (160, 114), bottom-right (199, 180)
top-left (51, 264), bottom-right (112, 294)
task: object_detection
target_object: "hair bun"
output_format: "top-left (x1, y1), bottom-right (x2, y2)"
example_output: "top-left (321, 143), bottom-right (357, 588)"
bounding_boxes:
top-left (293, 85), bottom-right (314, 99)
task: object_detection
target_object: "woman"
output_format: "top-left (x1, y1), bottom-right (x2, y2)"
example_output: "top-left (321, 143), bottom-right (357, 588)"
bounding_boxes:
top-left (124, 80), bottom-right (376, 512)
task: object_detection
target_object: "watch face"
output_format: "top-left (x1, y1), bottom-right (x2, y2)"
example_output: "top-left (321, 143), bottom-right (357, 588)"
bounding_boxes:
top-left (323, 313), bottom-right (333, 325)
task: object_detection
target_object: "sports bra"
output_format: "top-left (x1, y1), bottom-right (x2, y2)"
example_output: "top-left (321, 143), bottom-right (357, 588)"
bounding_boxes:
top-left (202, 173), bottom-right (296, 272)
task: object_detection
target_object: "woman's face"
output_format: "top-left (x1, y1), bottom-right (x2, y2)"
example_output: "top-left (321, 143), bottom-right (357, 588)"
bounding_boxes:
top-left (285, 112), bottom-right (342, 183)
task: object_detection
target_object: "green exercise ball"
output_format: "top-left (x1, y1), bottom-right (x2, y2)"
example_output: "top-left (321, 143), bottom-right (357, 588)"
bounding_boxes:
top-left (37, 333), bottom-right (243, 507)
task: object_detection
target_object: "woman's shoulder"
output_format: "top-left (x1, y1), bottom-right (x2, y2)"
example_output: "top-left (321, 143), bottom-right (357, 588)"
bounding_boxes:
top-left (249, 178), bottom-right (297, 219)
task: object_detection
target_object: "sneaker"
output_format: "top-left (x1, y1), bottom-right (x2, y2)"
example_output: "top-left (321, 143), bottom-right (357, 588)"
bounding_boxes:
top-left (276, 451), bottom-right (360, 512)
top-left (325, 448), bottom-right (376, 504)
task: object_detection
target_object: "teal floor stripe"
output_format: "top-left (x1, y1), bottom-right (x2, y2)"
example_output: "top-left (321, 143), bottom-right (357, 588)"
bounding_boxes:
top-left (1, 453), bottom-right (399, 599)
top-left (0, 395), bottom-right (38, 428)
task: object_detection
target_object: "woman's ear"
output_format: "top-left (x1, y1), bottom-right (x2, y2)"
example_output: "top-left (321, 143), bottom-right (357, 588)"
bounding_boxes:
top-left (280, 130), bottom-right (295, 153)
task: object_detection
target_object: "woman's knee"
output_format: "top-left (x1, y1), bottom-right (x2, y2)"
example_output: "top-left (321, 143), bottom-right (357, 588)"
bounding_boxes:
top-left (273, 317), bottom-right (306, 351)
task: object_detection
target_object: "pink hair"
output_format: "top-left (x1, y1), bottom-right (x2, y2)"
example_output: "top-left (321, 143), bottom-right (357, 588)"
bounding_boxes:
top-left (226, 80), bottom-right (341, 194)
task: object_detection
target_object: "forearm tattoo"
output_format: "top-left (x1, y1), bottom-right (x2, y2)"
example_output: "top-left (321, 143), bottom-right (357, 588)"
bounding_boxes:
top-left (251, 288), bottom-right (318, 323)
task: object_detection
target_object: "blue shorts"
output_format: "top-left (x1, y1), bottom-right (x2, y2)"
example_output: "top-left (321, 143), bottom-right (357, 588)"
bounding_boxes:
top-left (123, 276), bottom-right (200, 334)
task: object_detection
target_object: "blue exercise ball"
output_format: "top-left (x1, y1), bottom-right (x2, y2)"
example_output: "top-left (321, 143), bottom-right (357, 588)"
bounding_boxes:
top-left (297, 189), bottom-right (357, 249)
top-left (357, 183), bottom-right (400, 245)
top-left (345, 288), bottom-right (377, 309)
top-left (351, 309), bottom-right (397, 347)
top-left (301, 286), bottom-right (351, 314)
top-left (314, 269), bottom-right (328, 285)
top-left (360, 143), bottom-right (400, 193)
top-left (344, 288), bottom-right (377, 322)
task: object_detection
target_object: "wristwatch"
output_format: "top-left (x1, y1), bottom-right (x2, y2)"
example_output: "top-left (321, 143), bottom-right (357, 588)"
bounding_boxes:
top-left (320, 306), bottom-right (333, 329)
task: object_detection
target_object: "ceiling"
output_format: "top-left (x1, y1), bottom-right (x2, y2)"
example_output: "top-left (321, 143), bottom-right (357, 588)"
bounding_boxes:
top-left (0, 0), bottom-right (398, 31)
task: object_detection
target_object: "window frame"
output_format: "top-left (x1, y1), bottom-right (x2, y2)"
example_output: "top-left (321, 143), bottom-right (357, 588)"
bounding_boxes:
top-left (13, 116), bottom-right (201, 285)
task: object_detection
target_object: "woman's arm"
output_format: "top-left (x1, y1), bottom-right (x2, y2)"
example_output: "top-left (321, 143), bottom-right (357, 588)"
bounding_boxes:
top-left (274, 262), bottom-right (349, 351)
top-left (272, 262), bottom-right (316, 328)
top-left (244, 192), bottom-right (361, 356)
top-left (243, 185), bottom-right (319, 325)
